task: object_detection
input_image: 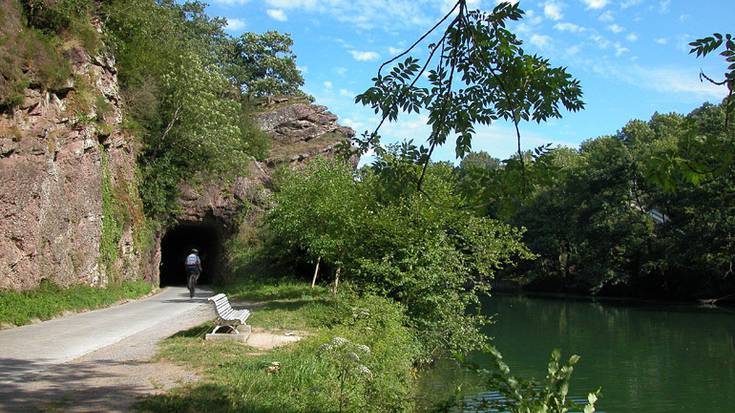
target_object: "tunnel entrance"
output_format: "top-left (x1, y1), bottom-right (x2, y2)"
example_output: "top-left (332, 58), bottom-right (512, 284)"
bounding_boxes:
top-left (159, 222), bottom-right (222, 287)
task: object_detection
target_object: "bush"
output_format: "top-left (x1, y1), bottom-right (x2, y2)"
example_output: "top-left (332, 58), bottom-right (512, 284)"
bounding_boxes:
top-left (267, 157), bottom-right (533, 358)
top-left (0, 1), bottom-right (72, 108)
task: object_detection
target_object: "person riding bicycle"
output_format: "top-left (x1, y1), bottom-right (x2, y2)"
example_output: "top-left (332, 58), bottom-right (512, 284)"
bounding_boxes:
top-left (185, 249), bottom-right (202, 298)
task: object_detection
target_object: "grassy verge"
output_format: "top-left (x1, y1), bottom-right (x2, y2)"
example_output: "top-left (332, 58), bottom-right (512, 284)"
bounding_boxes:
top-left (137, 277), bottom-right (472, 412)
top-left (0, 280), bottom-right (153, 327)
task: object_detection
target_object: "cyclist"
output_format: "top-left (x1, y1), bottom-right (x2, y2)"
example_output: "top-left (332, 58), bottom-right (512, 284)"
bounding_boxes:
top-left (184, 248), bottom-right (202, 298)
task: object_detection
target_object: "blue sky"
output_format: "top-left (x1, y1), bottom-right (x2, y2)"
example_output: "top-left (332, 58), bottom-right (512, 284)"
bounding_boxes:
top-left (205, 0), bottom-right (733, 164)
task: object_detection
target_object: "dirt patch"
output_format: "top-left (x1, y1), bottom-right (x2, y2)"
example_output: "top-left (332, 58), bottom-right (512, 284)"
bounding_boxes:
top-left (247, 327), bottom-right (305, 351)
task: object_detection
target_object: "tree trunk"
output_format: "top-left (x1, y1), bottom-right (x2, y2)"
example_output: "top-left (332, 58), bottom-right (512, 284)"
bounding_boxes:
top-left (333, 267), bottom-right (341, 295)
top-left (311, 256), bottom-right (321, 288)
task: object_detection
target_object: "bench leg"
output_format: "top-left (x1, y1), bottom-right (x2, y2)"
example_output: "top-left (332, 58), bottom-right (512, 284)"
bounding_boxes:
top-left (211, 324), bottom-right (239, 335)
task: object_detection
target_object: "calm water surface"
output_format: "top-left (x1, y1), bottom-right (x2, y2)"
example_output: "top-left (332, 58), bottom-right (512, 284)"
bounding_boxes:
top-left (476, 294), bottom-right (735, 413)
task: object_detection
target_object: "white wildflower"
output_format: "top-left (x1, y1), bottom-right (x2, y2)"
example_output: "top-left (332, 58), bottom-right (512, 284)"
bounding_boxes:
top-left (331, 336), bottom-right (349, 346)
top-left (356, 365), bottom-right (373, 380)
top-left (355, 344), bottom-right (371, 354)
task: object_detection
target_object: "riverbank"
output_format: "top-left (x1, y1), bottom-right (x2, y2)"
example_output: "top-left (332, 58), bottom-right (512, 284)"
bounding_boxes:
top-left (492, 280), bottom-right (735, 308)
top-left (137, 278), bottom-right (468, 412)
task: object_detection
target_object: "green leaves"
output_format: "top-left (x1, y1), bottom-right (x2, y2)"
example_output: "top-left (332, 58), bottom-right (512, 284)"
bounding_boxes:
top-left (689, 32), bottom-right (734, 128)
top-left (352, 0), bottom-right (584, 190)
top-left (105, 1), bottom-right (305, 221)
top-left (228, 31), bottom-right (304, 97)
top-left (472, 348), bottom-right (600, 413)
top-left (268, 158), bottom-right (531, 356)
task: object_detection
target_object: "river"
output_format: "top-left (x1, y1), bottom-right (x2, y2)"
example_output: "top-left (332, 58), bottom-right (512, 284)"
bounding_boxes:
top-left (474, 294), bottom-right (735, 412)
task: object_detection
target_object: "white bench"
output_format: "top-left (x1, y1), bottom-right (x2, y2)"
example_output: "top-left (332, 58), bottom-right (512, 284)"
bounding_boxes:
top-left (207, 293), bottom-right (251, 335)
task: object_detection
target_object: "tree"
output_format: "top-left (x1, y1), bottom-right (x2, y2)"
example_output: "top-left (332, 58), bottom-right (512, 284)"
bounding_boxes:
top-left (268, 159), bottom-right (366, 291)
top-left (268, 155), bottom-right (532, 355)
top-left (351, 1), bottom-right (583, 190)
top-left (227, 31), bottom-right (304, 98)
top-left (105, 0), bottom-right (304, 221)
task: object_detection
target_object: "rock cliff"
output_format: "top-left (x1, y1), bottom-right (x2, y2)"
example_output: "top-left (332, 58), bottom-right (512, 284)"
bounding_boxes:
top-left (0, 44), bottom-right (151, 290)
top-left (175, 96), bottom-right (355, 228)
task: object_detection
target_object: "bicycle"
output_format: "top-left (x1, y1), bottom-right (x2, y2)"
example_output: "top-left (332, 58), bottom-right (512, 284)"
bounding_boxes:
top-left (187, 269), bottom-right (200, 298)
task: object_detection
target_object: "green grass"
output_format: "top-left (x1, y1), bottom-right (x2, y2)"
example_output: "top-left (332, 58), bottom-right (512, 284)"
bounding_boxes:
top-left (215, 278), bottom-right (336, 330)
top-left (0, 280), bottom-right (153, 327)
top-left (138, 277), bottom-right (425, 413)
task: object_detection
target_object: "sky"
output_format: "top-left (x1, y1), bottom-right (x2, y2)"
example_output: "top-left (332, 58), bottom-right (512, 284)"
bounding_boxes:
top-left (204, 0), bottom-right (733, 164)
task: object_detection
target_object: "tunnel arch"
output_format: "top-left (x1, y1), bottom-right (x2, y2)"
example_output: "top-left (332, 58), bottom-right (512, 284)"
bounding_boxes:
top-left (159, 221), bottom-right (223, 287)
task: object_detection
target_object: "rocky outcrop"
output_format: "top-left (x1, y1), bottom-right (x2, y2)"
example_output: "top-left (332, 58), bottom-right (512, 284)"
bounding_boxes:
top-left (257, 97), bottom-right (355, 168)
top-left (0, 45), bottom-right (149, 290)
top-left (175, 97), bottom-right (355, 227)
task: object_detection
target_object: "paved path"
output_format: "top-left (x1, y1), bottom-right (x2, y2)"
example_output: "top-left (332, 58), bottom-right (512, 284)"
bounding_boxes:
top-left (0, 286), bottom-right (215, 412)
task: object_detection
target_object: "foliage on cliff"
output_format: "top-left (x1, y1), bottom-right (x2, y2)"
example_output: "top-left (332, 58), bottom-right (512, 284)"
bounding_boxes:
top-left (1, 0), bottom-right (305, 223)
top-left (0, 0), bottom-right (73, 109)
top-left (103, 0), bottom-right (303, 222)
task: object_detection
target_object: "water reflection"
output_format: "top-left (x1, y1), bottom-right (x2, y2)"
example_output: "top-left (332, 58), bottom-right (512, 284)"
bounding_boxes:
top-left (474, 295), bottom-right (735, 413)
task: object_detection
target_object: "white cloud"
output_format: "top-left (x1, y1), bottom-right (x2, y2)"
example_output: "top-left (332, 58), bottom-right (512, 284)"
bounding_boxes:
top-left (658, 0), bottom-right (671, 13)
top-left (590, 33), bottom-right (610, 49)
top-left (266, 0), bottom-right (319, 7)
top-left (629, 66), bottom-right (726, 99)
top-left (339, 89), bottom-right (355, 97)
top-left (608, 24), bottom-right (624, 33)
top-left (530, 34), bottom-right (552, 48)
top-left (554, 22), bottom-right (586, 33)
top-left (266, 9), bottom-right (288, 21)
top-left (335, 67), bottom-right (348, 76)
top-left (582, 0), bottom-right (608, 9)
top-left (350, 50), bottom-right (380, 61)
top-left (388, 46), bottom-right (403, 55)
top-left (323, 81), bottom-right (333, 89)
top-left (297, 65), bottom-right (309, 74)
top-left (212, 0), bottom-right (251, 5)
top-left (626, 33), bottom-right (638, 42)
top-left (620, 0), bottom-right (642, 8)
top-left (544, 1), bottom-right (564, 20)
top-left (525, 9), bottom-right (544, 25)
top-left (342, 118), bottom-right (364, 129)
top-left (225, 18), bottom-right (246, 31)
top-left (264, 0), bottom-right (435, 29)
top-left (614, 42), bottom-right (629, 56)
top-left (598, 10), bottom-right (614, 21)
top-left (567, 44), bottom-right (581, 55)
top-left (654, 37), bottom-right (668, 45)
top-left (495, 0), bottom-right (519, 5)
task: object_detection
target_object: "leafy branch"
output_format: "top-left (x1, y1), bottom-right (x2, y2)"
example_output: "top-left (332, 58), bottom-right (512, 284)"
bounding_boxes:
top-left (350, 1), bottom-right (584, 191)
top-left (689, 32), bottom-right (735, 128)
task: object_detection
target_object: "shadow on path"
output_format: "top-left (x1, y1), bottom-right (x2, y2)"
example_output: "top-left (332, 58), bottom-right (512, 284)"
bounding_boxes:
top-left (0, 357), bottom-right (164, 412)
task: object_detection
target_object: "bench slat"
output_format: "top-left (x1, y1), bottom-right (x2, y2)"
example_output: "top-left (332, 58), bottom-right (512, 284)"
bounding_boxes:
top-left (208, 293), bottom-right (250, 329)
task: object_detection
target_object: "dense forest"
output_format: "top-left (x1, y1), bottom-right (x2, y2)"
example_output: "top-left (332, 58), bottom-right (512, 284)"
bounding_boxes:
top-left (457, 103), bottom-right (735, 300)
